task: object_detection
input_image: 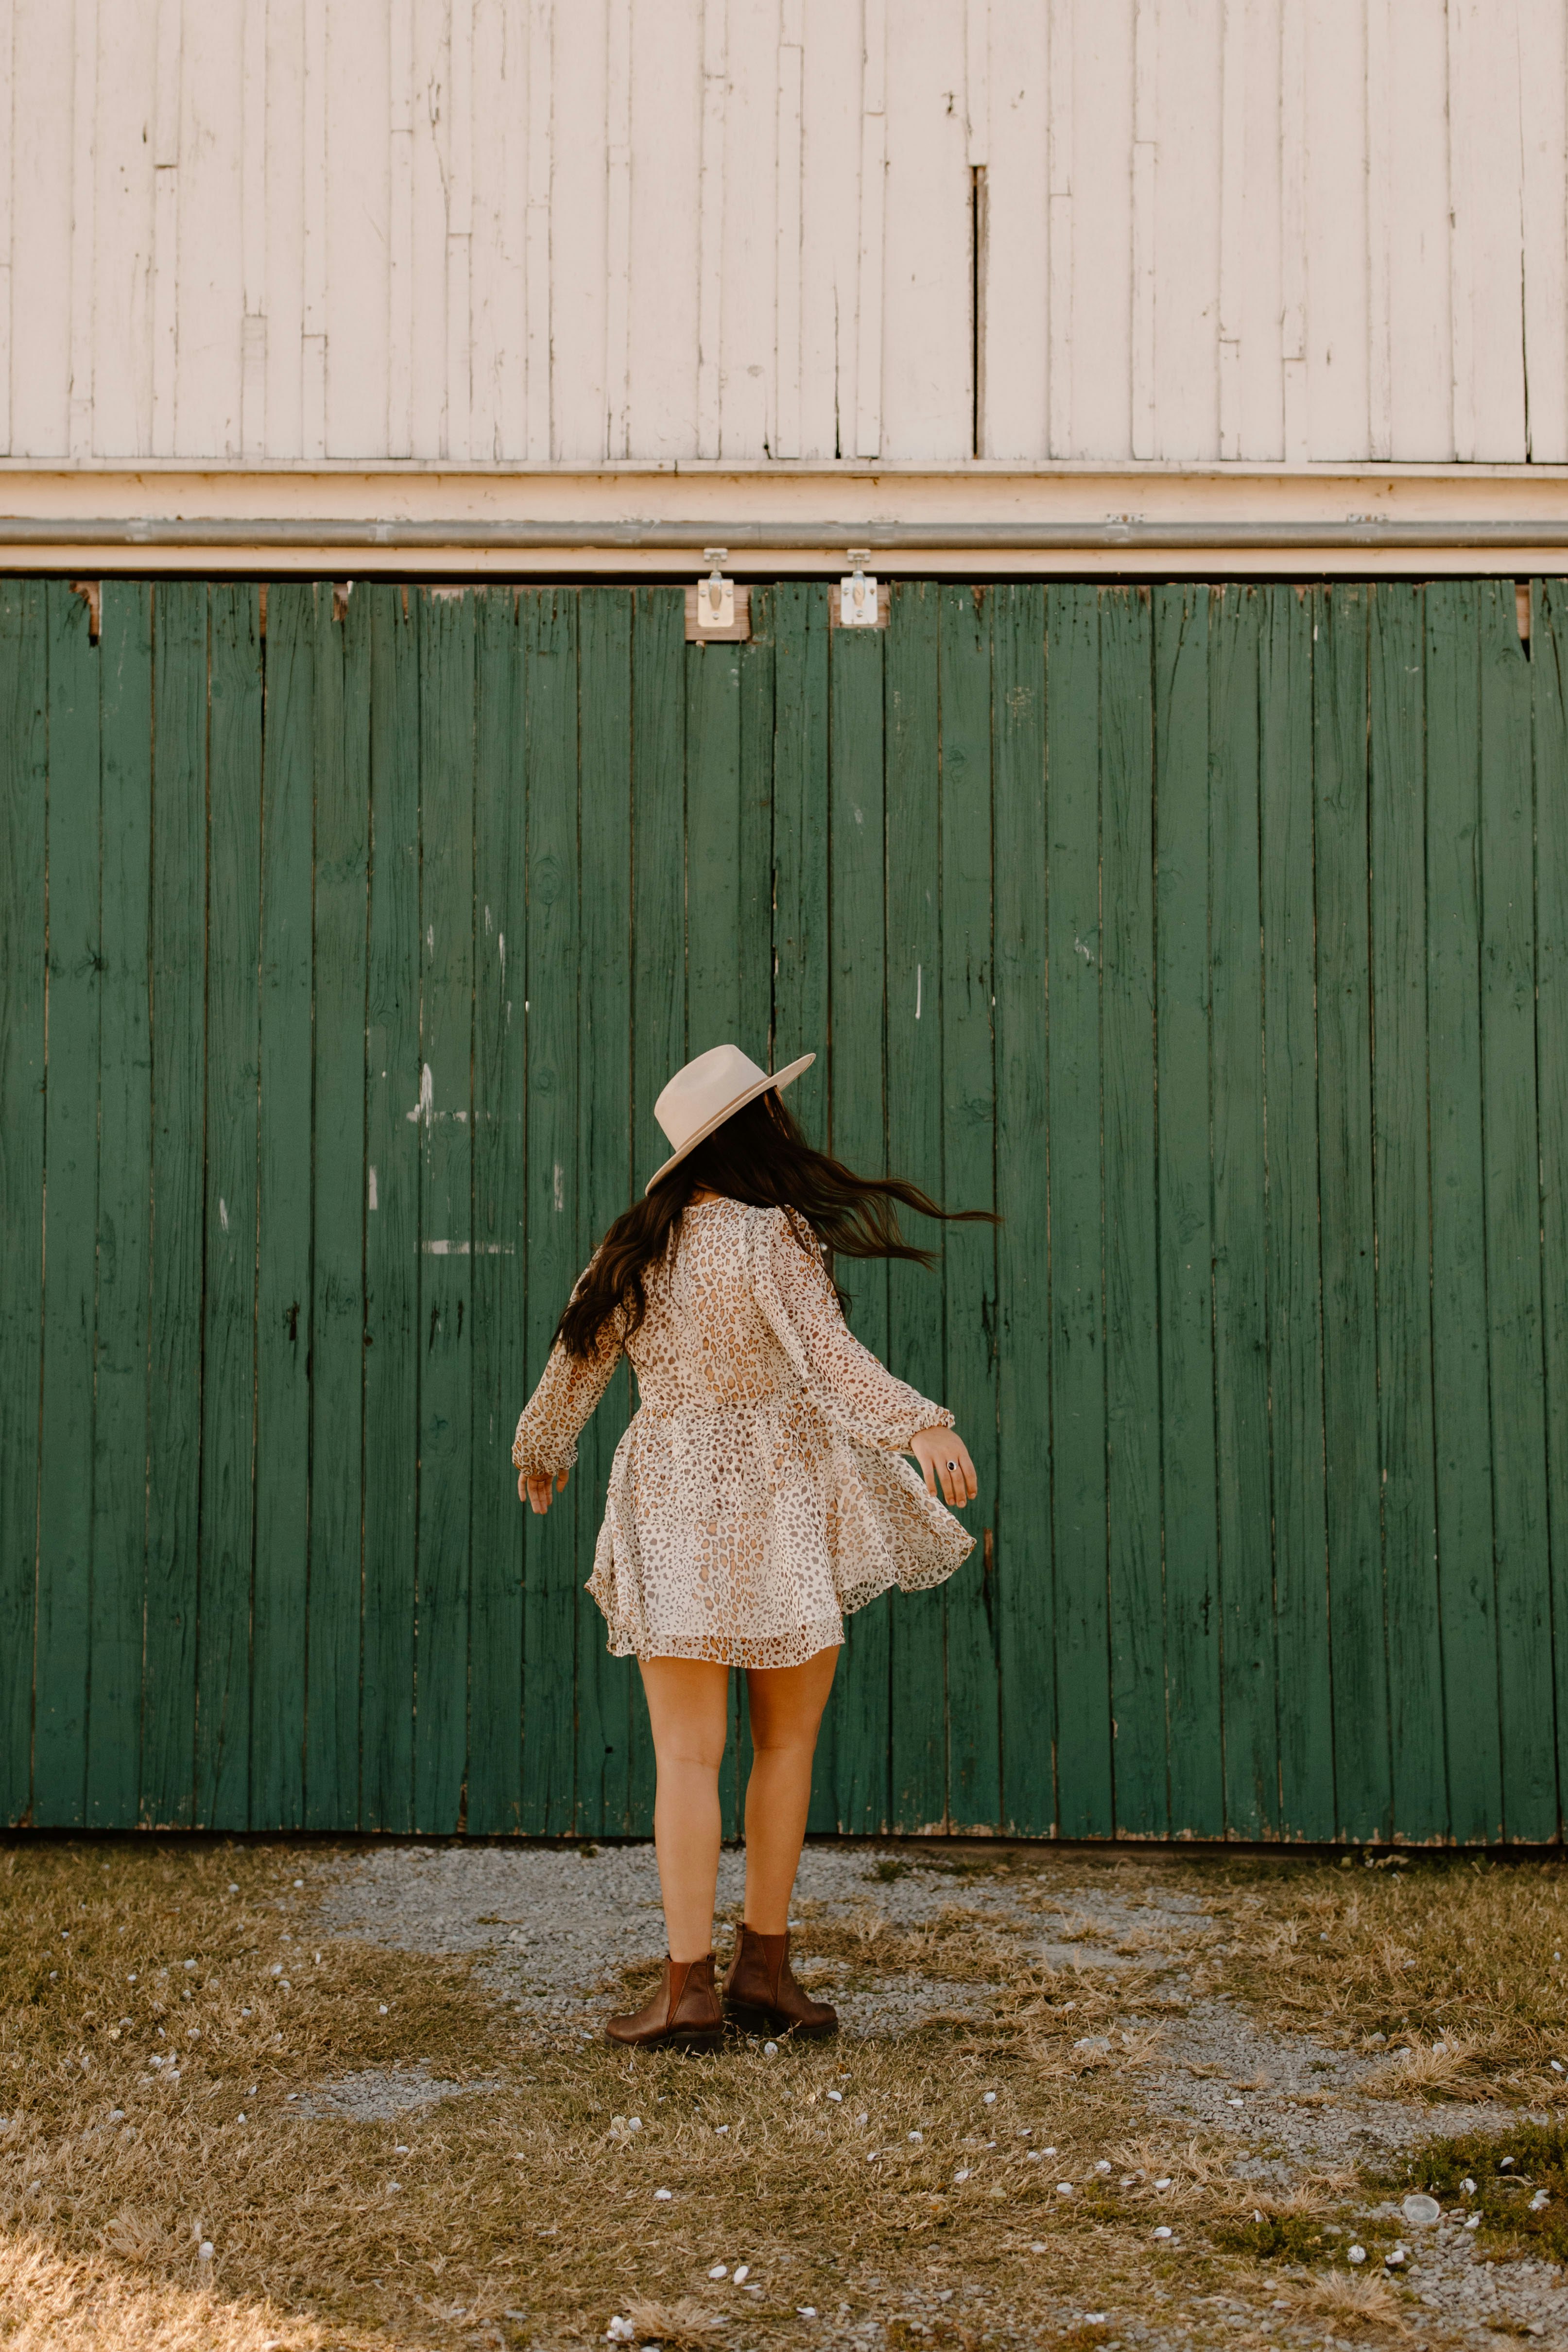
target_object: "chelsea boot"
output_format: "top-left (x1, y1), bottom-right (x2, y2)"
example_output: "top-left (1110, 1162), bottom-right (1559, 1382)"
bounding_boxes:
top-left (723, 1923), bottom-right (837, 2039)
top-left (605, 1953), bottom-right (724, 2050)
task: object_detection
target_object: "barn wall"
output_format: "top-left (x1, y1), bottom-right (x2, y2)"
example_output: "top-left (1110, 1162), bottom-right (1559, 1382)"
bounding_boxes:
top-left (1, 0), bottom-right (1564, 471)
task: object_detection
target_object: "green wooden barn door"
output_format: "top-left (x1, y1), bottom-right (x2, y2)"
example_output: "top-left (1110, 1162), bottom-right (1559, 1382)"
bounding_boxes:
top-left (4, 577), bottom-right (1566, 1842)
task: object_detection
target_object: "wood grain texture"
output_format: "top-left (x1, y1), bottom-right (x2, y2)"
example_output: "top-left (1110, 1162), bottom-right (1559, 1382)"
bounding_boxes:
top-left (1424, 580), bottom-right (1503, 1843)
top-left (1476, 578), bottom-right (1556, 1839)
top-left (1, 0), bottom-right (1559, 464)
top-left (468, 585), bottom-right (526, 1837)
top-left (1046, 582), bottom-right (1112, 1837)
top-left (253, 582), bottom-right (314, 1828)
top-left (87, 583), bottom-right (153, 1827)
top-left (34, 583), bottom-right (101, 1826)
top-left (1534, 578), bottom-right (1568, 1835)
top-left (414, 588), bottom-right (476, 1834)
top-left (362, 582), bottom-right (421, 1832)
top-left (306, 578), bottom-right (371, 1831)
top-left (195, 583), bottom-right (262, 1831)
top-left (937, 583), bottom-right (999, 1831)
top-left (1368, 583), bottom-right (1444, 1840)
top-left (991, 582), bottom-right (1053, 1833)
top-left (1153, 584), bottom-right (1223, 1838)
top-left (1100, 586), bottom-right (1164, 1837)
top-left (142, 583), bottom-right (207, 1827)
top-left (1258, 583), bottom-right (1333, 1838)
top-left (1312, 584), bottom-right (1390, 1841)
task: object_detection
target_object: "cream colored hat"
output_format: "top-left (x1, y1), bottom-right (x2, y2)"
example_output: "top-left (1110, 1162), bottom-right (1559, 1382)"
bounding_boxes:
top-left (645, 1041), bottom-right (814, 1193)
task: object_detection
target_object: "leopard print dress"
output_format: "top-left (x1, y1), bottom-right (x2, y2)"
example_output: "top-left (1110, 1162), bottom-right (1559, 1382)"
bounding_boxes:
top-left (510, 1197), bottom-right (975, 1668)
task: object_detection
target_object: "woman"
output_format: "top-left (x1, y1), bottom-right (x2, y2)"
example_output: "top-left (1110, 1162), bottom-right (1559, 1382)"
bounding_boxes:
top-left (511, 1042), bottom-right (983, 2050)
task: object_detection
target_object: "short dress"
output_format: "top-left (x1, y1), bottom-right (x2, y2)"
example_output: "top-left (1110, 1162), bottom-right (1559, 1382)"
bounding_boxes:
top-left (510, 1197), bottom-right (975, 1668)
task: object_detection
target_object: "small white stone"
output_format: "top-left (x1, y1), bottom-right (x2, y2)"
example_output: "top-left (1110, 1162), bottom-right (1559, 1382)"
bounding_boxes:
top-left (197, 2242), bottom-right (213, 2263)
top-left (1029, 2242), bottom-right (1047, 2255)
top-left (655, 2188), bottom-right (673, 2201)
top-left (1462, 2177), bottom-right (1476, 2195)
top-left (708, 2263), bottom-right (728, 2279)
top-left (763, 2042), bottom-right (779, 2058)
top-left (108, 2110), bottom-right (124, 2123)
top-left (293, 1878), bottom-right (303, 1888)
top-left (908, 2129), bottom-right (923, 2143)
top-left (1347, 2245), bottom-right (1366, 2266)
top-left (1154, 2176), bottom-right (1172, 2189)
top-left (714, 2123), bottom-right (729, 2135)
top-left (1531, 2189), bottom-right (1550, 2212)
top-left (856, 2112), bottom-right (868, 2126)
top-left (1403, 2194), bottom-right (1441, 2228)
top-left (394, 2145), bottom-right (409, 2154)
top-left (732, 2265), bottom-right (750, 2285)
top-left (1153, 2225), bottom-right (1172, 2240)
top-left (270, 1964), bottom-right (283, 1977)
top-left (1226, 2096), bottom-right (1244, 2108)
top-left (1027, 2150), bottom-right (1043, 2161)
top-left (379, 2004), bottom-right (388, 2015)
top-left (1057, 2182), bottom-right (1073, 2197)
top-left (183, 1960), bottom-right (196, 1973)
top-left (982, 2092), bottom-right (996, 2105)
top-left (1465, 2215), bottom-right (1482, 2231)
top-left (236, 2114), bottom-right (245, 2125)
top-left (953, 2169), bottom-right (972, 2184)
top-left (1094, 2160), bottom-right (1111, 2175)
top-left (228, 1883), bottom-right (239, 1894)
top-left (827, 2090), bottom-right (842, 2103)
top-left (796, 2307), bottom-right (817, 2319)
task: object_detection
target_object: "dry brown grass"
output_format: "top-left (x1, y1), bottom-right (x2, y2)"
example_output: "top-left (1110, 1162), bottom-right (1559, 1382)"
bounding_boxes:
top-left (0, 1840), bottom-right (1251, 2351)
top-left (8, 1840), bottom-right (1567, 2349)
top-left (1209, 1854), bottom-right (1568, 2096)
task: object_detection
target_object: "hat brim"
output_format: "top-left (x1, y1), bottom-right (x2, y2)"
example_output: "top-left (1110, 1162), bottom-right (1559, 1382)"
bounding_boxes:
top-left (644, 1053), bottom-right (816, 1194)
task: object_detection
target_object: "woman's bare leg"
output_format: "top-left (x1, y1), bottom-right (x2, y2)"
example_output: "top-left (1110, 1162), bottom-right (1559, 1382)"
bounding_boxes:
top-left (638, 1656), bottom-right (732, 1962)
top-left (741, 1646), bottom-right (841, 1933)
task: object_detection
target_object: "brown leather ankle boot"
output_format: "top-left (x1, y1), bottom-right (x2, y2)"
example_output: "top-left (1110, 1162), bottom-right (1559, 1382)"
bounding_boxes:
top-left (723, 1923), bottom-right (837, 2039)
top-left (605, 1954), bottom-right (724, 2049)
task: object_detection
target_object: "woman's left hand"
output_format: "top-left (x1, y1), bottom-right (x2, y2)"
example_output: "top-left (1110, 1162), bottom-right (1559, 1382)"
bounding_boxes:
top-left (909, 1427), bottom-right (978, 1509)
top-left (519, 1466), bottom-right (570, 1514)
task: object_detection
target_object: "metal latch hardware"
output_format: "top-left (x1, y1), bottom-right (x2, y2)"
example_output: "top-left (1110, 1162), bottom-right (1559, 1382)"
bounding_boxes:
top-left (839, 549), bottom-right (879, 627)
top-left (694, 548), bottom-right (734, 633)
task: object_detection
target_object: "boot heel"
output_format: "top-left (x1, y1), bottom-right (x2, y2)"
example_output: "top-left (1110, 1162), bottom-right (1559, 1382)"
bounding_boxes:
top-left (724, 2000), bottom-right (777, 2037)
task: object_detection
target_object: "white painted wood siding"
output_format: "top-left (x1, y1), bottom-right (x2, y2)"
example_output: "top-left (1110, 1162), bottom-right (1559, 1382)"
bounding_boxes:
top-left (2, 0), bottom-right (1564, 466)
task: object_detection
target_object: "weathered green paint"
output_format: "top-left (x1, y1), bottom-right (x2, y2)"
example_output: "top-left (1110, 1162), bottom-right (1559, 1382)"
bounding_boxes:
top-left (10, 577), bottom-right (1568, 1843)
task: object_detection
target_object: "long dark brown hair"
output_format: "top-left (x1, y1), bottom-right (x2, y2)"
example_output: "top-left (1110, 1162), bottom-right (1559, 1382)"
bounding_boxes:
top-left (555, 1085), bottom-right (996, 1360)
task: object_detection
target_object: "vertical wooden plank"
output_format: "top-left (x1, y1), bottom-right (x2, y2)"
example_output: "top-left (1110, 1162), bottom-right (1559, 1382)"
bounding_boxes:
top-left (252, 583), bottom-right (314, 1829)
top-left (1209, 585), bottom-right (1277, 1838)
top-left (307, 579), bottom-right (371, 1829)
top-left (1368, 583), bottom-right (1444, 1841)
top-left (520, 589), bottom-right (580, 1837)
top-left (143, 583), bottom-right (207, 1828)
top-left (1153, 584), bottom-right (1223, 1838)
top-left (362, 583), bottom-right (422, 1832)
top-left (885, 582), bottom-right (948, 1832)
top-left (1478, 578), bottom-right (1556, 1841)
top-left (1047, 583), bottom-right (1112, 1836)
top-left (195, 584), bottom-right (262, 1830)
top-left (1259, 584), bottom-right (1334, 1840)
top-left (992, 582), bottom-right (1053, 1833)
top-left (469, 587), bottom-right (526, 1837)
top-left (575, 589), bottom-right (636, 1836)
top-left (34, 583), bottom-right (101, 1824)
top-left (1313, 584), bottom-right (1390, 1839)
top-left (1100, 586), bottom-right (1165, 1837)
top-left (1424, 580), bottom-right (1503, 1843)
top-left (937, 584), bottom-right (999, 1830)
top-left (0, 581), bottom-right (45, 1824)
top-left (87, 583), bottom-right (153, 1828)
top-left (772, 584), bottom-right (829, 1128)
top-left (414, 587), bottom-right (475, 1834)
top-left (625, 587), bottom-right (686, 1833)
top-left (820, 618), bottom-right (890, 1833)
top-left (1534, 578), bottom-right (1568, 1832)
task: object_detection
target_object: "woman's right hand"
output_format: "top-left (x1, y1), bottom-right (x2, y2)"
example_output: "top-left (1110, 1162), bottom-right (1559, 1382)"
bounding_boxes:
top-left (519, 1466), bottom-right (570, 1514)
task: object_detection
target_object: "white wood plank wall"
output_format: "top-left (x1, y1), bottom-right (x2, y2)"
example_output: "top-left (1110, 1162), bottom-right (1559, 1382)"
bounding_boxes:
top-left (2, 0), bottom-right (1565, 467)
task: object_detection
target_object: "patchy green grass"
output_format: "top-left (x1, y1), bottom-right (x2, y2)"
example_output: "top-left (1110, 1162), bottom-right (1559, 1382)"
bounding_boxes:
top-left (1372, 2117), bottom-right (1568, 2266)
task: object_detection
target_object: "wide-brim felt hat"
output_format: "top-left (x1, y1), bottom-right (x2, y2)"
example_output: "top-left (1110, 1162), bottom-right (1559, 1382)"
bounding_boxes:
top-left (645, 1042), bottom-right (814, 1193)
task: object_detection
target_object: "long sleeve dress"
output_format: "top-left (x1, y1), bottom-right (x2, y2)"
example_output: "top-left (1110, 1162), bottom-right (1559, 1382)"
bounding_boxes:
top-left (510, 1196), bottom-right (975, 1668)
